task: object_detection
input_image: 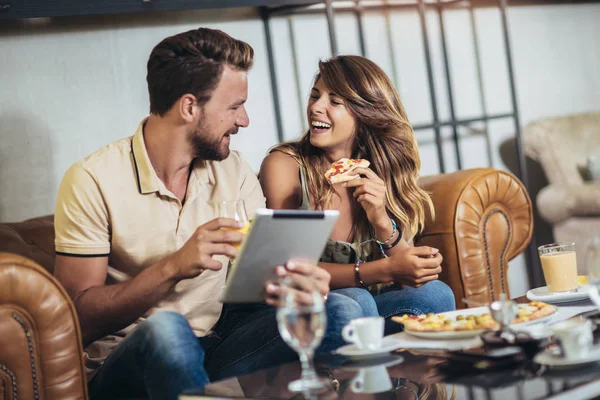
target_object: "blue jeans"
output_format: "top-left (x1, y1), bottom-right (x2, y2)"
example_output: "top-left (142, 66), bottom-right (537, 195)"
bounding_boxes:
top-left (332, 280), bottom-right (456, 334)
top-left (88, 291), bottom-right (363, 400)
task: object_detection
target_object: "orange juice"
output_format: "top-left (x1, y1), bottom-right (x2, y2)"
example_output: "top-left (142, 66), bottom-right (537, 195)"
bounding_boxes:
top-left (540, 251), bottom-right (578, 292)
top-left (222, 221), bottom-right (251, 252)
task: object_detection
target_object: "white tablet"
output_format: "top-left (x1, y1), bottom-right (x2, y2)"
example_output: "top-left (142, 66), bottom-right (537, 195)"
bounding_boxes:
top-left (220, 208), bottom-right (339, 303)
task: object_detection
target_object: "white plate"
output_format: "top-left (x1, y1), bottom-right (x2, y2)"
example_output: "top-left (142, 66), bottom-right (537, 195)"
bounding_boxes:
top-left (534, 346), bottom-right (600, 368)
top-left (526, 285), bottom-right (590, 304)
top-left (404, 329), bottom-right (485, 340)
top-left (402, 305), bottom-right (558, 340)
top-left (336, 336), bottom-right (402, 359)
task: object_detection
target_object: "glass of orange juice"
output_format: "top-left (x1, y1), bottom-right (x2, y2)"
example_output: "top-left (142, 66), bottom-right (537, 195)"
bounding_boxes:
top-left (538, 242), bottom-right (578, 293)
top-left (217, 200), bottom-right (250, 259)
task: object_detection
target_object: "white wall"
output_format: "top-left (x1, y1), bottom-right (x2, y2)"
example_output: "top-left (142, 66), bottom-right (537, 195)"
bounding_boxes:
top-left (1, 3), bottom-right (599, 296)
top-left (0, 8), bottom-right (279, 222)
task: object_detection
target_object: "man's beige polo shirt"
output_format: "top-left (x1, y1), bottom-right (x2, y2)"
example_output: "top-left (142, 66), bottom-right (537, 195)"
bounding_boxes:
top-left (54, 120), bottom-right (265, 373)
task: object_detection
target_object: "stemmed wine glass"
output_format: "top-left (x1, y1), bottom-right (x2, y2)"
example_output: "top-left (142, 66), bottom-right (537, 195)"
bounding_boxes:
top-left (276, 273), bottom-right (328, 392)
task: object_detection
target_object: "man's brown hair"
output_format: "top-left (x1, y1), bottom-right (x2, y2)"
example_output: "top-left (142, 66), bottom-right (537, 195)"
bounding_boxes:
top-left (146, 28), bottom-right (254, 116)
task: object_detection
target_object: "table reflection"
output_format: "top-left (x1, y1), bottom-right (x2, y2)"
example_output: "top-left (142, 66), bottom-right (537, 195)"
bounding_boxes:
top-left (199, 349), bottom-right (600, 400)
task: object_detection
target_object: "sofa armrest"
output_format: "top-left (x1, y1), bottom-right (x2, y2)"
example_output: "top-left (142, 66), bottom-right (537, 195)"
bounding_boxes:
top-left (537, 183), bottom-right (600, 224)
top-left (0, 253), bottom-right (88, 400)
top-left (416, 168), bottom-right (533, 309)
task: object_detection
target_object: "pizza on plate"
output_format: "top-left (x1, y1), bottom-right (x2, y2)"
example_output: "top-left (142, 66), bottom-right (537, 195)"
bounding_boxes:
top-left (391, 301), bottom-right (556, 333)
top-left (324, 158), bottom-right (370, 184)
top-left (392, 312), bottom-right (498, 332)
top-left (513, 301), bottom-right (556, 324)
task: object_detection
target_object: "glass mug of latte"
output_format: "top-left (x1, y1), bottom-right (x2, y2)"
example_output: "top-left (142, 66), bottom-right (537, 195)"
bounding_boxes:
top-left (538, 242), bottom-right (578, 293)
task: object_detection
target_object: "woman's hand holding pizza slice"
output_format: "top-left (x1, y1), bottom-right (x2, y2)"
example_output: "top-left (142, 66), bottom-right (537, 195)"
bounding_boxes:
top-left (325, 158), bottom-right (389, 228)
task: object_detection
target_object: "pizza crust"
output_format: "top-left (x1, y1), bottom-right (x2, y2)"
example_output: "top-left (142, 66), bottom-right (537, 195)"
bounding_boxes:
top-left (324, 158), bottom-right (371, 184)
top-left (329, 172), bottom-right (361, 184)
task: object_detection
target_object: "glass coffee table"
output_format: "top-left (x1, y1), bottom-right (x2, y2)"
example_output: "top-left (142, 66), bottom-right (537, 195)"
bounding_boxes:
top-left (181, 297), bottom-right (600, 400)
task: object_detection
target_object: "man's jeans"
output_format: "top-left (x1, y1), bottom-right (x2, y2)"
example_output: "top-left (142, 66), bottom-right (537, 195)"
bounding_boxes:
top-left (87, 289), bottom-right (367, 400)
top-left (332, 280), bottom-right (456, 334)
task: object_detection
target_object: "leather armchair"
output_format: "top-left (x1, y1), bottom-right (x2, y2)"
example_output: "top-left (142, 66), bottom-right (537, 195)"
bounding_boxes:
top-left (0, 167), bottom-right (533, 399)
top-left (416, 168), bottom-right (533, 309)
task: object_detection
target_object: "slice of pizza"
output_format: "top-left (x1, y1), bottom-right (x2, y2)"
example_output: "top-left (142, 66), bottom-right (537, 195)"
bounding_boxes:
top-left (324, 158), bottom-right (371, 184)
top-left (513, 301), bottom-right (556, 324)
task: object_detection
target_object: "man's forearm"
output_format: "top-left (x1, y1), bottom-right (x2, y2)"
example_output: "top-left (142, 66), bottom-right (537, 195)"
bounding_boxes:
top-left (75, 258), bottom-right (180, 346)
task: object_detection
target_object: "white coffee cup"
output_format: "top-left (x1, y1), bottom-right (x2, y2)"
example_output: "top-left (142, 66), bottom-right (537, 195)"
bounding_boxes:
top-left (350, 365), bottom-right (392, 393)
top-left (342, 316), bottom-right (384, 350)
top-left (551, 318), bottom-right (594, 359)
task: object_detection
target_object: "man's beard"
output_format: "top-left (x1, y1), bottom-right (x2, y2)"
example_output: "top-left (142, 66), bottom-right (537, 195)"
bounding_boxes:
top-left (188, 121), bottom-right (237, 161)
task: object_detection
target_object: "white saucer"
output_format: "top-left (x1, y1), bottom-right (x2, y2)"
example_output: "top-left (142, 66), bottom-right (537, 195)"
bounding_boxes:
top-left (534, 346), bottom-right (600, 368)
top-left (336, 336), bottom-right (401, 359)
top-left (526, 285), bottom-right (590, 304)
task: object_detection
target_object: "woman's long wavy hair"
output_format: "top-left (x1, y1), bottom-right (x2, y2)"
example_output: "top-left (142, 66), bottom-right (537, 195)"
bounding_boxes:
top-left (271, 55), bottom-right (433, 253)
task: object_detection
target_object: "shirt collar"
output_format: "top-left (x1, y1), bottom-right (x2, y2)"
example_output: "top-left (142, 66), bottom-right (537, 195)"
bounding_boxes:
top-left (191, 158), bottom-right (215, 186)
top-left (131, 119), bottom-right (160, 194)
top-left (131, 119), bottom-right (216, 195)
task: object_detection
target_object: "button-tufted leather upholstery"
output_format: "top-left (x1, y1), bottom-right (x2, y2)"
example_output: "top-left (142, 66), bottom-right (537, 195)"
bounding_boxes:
top-left (0, 167), bottom-right (533, 399)
top-left (0, 253), bottom-right (88, 400)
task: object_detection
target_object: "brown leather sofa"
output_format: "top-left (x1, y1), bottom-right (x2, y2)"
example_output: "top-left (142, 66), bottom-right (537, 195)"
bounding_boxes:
top-left (0, 167), bottom-right (533, 400)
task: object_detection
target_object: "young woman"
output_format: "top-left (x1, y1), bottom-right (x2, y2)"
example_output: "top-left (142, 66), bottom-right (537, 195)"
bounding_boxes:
top-left (259, 55), bottom-right (455, 334)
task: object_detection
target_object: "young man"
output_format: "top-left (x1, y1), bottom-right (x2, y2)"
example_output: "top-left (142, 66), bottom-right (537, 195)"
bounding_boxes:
top-left (53, 28), bottom-right (366, 399)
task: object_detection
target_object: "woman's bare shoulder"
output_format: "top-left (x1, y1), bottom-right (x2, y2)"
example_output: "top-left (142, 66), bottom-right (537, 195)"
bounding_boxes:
top-left (260, 150), bottom-right (303, 208)
top-left (261, 150), bottom-right (300, 173)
